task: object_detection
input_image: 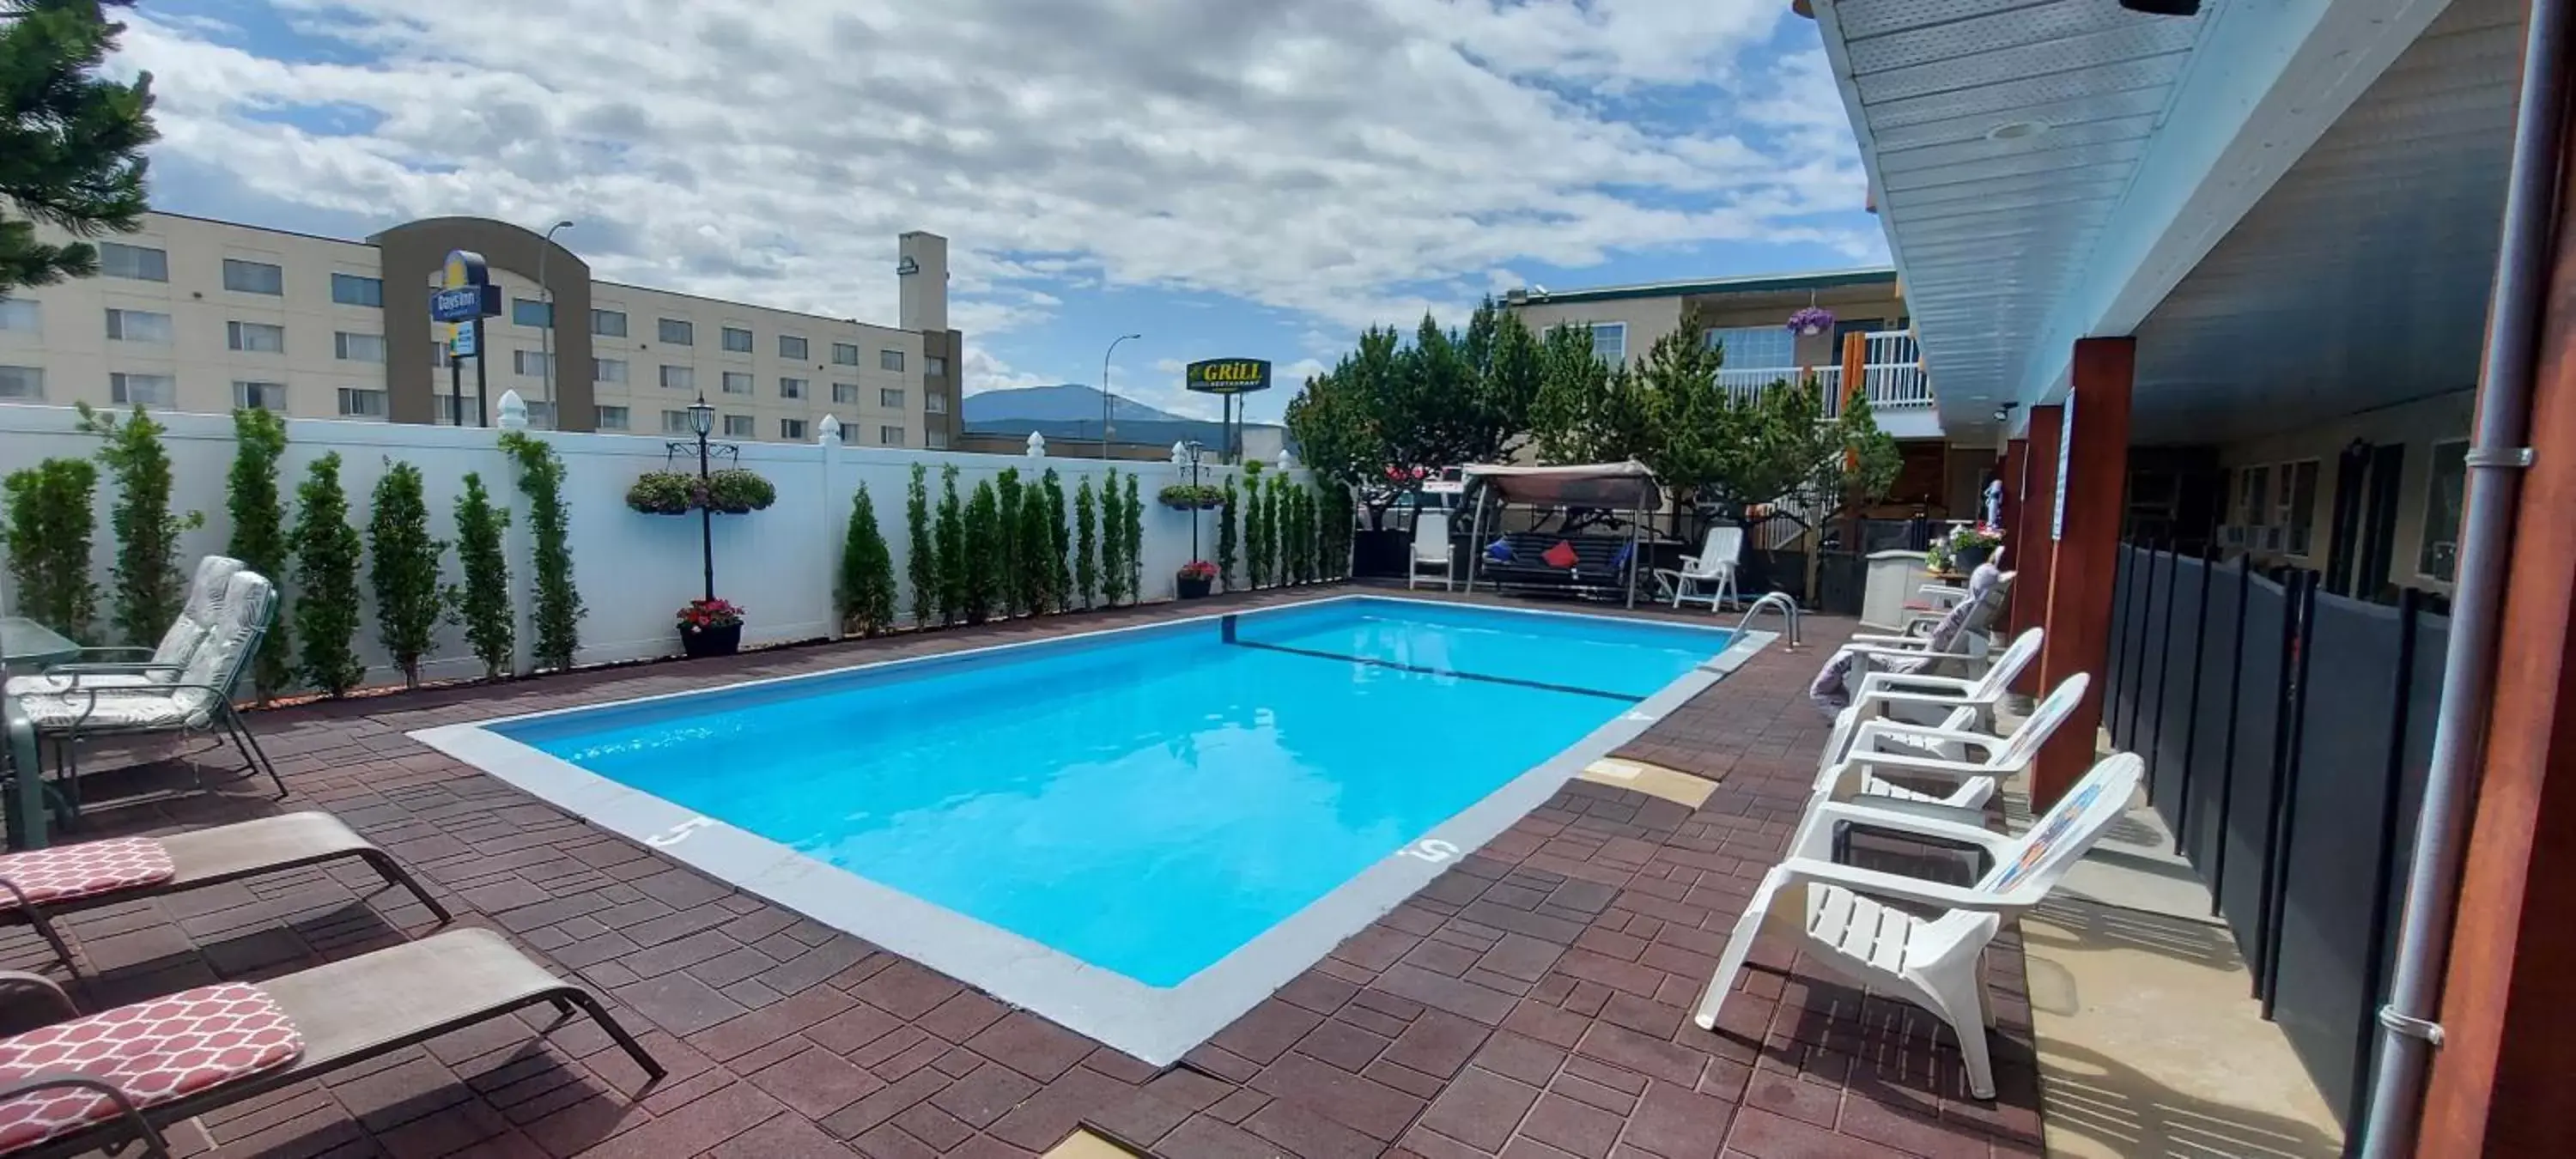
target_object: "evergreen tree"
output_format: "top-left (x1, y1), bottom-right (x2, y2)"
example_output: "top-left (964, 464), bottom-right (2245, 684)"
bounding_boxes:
top-left (291, 453), bottom-right (364, 695)
top-left (1099, 470), bottom-right (1127, 606)
top-left (226, 408), bottom-right (292, 699)
top-left (2, 458), bottom-right (95, 640)
top-left (1074, 477), bottom-right (1099, 610)
top-left (962, 479), bottom-right (1000, 623)
top-left (905, 463), bottom-right (935, 627)
top-left (1015, 483), bottom-right (1054, 614)
top-left (447, 473), bottom-right (512, 682)
top-left (1216, 476), bottom-right (1239, 592)
top-left (368, 460), bottom-right (447, 689)
top-left (1, 0), bottom-right (158, 296)
top-left (498, 433), bottom-right (581, 671)
top-left (1042, 469), bottom-right (1071, 614)
top-left (1122, 472), bottom-right (1144, 601)
top-left (934, 465), bottom-right (965, 624)
top-left (1244, 472), bottom-right (1268, 586)
top-left (996, 467), bottom-right (1025, 616)
top-left (838, 482), bottom-right (898, 637)
top-left (76, 403), bottom-right (199, 646)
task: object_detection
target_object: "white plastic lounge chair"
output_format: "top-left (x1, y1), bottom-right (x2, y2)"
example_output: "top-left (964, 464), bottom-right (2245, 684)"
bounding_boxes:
top-left (1812, 673), bottom-right (2089, 821)
top-left (1691, 751), bottom-right (2146, 1099)
top-left (1661, 525), bottom-right (1743, 612)
top-left (1850, 626), bottom-right (2044, 729)
top-left (3, 557), bottom-right (246, 698)
top-left (13, 572), bottom-right (287, 811)
top-left (1407, 510), bottom-right (1453, 591)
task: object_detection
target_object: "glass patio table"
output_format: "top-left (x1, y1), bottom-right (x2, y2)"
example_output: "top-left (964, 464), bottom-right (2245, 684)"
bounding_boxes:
top-left (0, 617), bottom-right (79, 849)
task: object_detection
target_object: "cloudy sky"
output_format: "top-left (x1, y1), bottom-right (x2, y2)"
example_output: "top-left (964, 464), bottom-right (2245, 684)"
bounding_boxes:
top-left (111, 0), bottom-right (1886, 422)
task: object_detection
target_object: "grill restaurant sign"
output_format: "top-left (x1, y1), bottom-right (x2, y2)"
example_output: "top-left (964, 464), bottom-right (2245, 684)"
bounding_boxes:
top-left (1185, 358), bottom-right (1273, 395)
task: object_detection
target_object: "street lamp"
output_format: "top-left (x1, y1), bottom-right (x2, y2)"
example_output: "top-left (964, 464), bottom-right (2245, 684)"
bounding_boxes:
top-left (1103, 332), bottom-right (1141, 458)
top-left (537, 219), bottom-right (575, 423)
top-left (685, 394), bottom-right (717, 601)
top-left (1174, 440), bottom-right (1209, 561)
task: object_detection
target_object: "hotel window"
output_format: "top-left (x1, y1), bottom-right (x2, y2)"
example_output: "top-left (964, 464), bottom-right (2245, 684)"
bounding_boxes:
top-left (661, 409), bottom-right (692, 434)
top-left (222, 259), bottom-right (284, 295)
top-left (337, 387), bottom-right (388, 418)
top-left (660, 365), bottom-right (695, 390)
top-left (721, 326), bottom-right (753, 353)
top-left (109, 372), bottom-right (174, 407)
top-left (513, 350), bottom-right (552, 378)
top-left (332, 273), bottom-right (384, 306)
top-left (721, 371), bottom-right (752, 395)
top-left (0, 299), bottom-right (39, 332)
top-left (1704, 326), bottom-right (1795, 369)
top-left (927, 429), bottom-right (950, 450)
top-left (334, 331), bottom-right (385, 362)
top-left (926, 355), bottom-right (946, 378)
top-left (780, 417), bottom-right (807, 440)
top-left (879, 349), bottom-right (905, 372)
top-left (2238, 465), bottom-right (2272, 533)
top-left (592, 308), bottom-right (628, 337)
top-left (523, 401), bottom-right (556, 429)
top-left (513, 298), bottom-right (553, 328)
top-left (831, 381), bottom-right (859, 404)
top-left (925, 391), bottom-right (947, 416)
top-left (779, 334), bottom-right (808, 361)
top-left (594, 357), bottom-right (629, 384)
top-left (832, 342), bottom-right (860, 366)
top-left (228, 320), bottom-right (285, 353)
top-left (0, 367), bottom-right (42, 400)
top-left (1586, 322), bottom-right (1626, 365)
top-left (2421, 440), bottom-right (2470, 581)
top-left (433, 395), bottom-right (469, 426)
top-left (232, 380), bottom-right (288, 412)
top-left (105, 308), bottom-right (172, 343)
top-left (595, 404), bottom-right (631, 431)
top-left (722, 414), bottom-right (754, 437)
top-left (880, 425), bottom-right (904, 446)
top-left (779, 377), bottom-right (805, 400)
top-left (658, 318), bottom-right (694, 345)
top-left (879, 387), bottom-right (905, 409)
top-left (97, 242), bottom-right (167, 282)
top-left (2277, 460), bottom-right (2320, 556)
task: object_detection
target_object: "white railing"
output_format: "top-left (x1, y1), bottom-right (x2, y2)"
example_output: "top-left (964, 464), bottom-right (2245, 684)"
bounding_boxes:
top-left (1713, 331), bottom-right (1935, 417)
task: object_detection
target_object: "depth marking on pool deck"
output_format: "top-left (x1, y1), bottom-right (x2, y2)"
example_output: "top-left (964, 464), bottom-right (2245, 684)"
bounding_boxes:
top-left (1220, 615), bottom-right (1638, 701)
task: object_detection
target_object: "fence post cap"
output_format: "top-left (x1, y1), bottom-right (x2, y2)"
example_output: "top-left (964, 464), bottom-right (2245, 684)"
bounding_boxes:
top-left (817, 414), bottom-right (843, 446)
top-left (1026, 431), bottom-right (1046, 457)
top-left (496, 390), bottom-right (530, 431)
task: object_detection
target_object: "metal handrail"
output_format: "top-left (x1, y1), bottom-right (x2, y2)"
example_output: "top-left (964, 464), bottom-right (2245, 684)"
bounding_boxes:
top-left (1733, 592), bottom-right (1801, 650)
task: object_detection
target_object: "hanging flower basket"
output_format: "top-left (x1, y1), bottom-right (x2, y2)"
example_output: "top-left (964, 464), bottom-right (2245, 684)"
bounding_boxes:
top-left (1158, 483), bottom-right (1224, 510)
top-left (1787, 306), bottom-right (1837, 337)
top-left (627, 469), bottom-right (778, 515)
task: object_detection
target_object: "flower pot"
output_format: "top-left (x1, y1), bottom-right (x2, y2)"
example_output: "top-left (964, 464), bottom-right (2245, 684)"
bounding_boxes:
top-left (1953, 545), bottom-right (1993, 573)
top-left (1176, 574), bottom-right (1214, 599)
top-left (681, 622), bottom-right (742, 658)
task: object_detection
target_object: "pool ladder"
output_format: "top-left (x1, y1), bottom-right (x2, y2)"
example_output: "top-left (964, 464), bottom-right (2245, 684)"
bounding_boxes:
top-left (1732, 592), bottom-right (1802, 650)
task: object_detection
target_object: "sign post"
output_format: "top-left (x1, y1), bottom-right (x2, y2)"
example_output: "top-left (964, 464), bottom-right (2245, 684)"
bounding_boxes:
top-left (1184, 358), bottom-right (1273, 464)
top-left (429, 251), bottom-right (503, 426)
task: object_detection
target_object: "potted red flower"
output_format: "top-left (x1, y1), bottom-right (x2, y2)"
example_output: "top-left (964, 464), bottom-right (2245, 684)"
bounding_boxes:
top-left (1176, 560), bottom-right (1218, 599)
top-left (677, 598), bottom-right (745, 658)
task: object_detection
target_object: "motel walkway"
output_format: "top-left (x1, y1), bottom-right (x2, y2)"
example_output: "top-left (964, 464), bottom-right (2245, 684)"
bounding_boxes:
top-left (19, 586), bottom-right (2043, 1159)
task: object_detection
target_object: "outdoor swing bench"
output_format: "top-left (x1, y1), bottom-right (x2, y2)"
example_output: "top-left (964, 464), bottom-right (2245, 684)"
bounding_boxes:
top-left (1472, 533), bottom-right (1639, 600)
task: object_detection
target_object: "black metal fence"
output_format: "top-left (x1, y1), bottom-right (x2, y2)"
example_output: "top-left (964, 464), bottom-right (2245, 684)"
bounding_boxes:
top-left (2105, 543), bottom-right (2444, 1134)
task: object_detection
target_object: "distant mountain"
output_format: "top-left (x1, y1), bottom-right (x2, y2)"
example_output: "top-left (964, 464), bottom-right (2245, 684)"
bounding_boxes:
top-left (963, 384), bottom-right (1183, 425)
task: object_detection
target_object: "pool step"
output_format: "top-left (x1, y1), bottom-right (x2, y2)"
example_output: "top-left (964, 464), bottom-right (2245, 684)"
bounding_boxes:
top-left (1579, 757), bottom-right (1719, 809)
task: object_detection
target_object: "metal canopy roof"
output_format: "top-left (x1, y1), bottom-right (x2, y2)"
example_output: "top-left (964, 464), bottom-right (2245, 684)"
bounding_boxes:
top-left (1461, 462), bottom-right (1662, 510)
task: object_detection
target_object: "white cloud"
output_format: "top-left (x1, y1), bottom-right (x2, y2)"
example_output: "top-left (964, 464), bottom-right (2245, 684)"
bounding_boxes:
top-left (112, 1), bottom-right (1870, 343)
top-left (960, 345), bottom-right (1048, 394)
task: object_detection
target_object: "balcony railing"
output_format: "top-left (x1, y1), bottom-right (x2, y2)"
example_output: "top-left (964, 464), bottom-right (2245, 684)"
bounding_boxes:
top-left (1713, 331), bottom-right (1935, 416)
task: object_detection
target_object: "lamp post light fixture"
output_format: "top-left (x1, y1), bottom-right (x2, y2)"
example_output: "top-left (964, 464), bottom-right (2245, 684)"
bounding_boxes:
top-left (685, 394), bottom-right (718, 601)
top-left (537, 219), bottom-right (574, 423)
top-left (1175, 439), bottom-right (1210, 562)
top-left (1103, 332), bottom-right (1141, 458)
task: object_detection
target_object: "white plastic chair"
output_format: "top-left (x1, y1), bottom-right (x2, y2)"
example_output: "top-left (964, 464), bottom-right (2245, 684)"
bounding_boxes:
top-left (1842, 626), bottom-right (2043, 731)
top-left (6, 556), bottom-right (246, 697)
top-left (1406, 510), bottom-right (1452, 591)
top-left (1691, 751), bottom-right (2146, 1099)
top-left (1812, 673), bottom-right (2089, 820)
top-left (1667, 525), bottom-right (1742, 611)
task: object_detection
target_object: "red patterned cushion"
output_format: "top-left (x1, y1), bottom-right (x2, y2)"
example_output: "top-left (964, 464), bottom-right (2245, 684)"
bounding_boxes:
top-left (0, 983), bottom-right (302, 1152)
top-left (0, 840), bottom-right (174, 912)
top-left (1541, 540), bottom-right (1579, 568)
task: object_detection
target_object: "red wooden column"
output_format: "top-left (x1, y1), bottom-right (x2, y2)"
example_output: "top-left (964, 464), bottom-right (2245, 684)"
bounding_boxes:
top-left (2001, 440), bottom-right (2027, 542)
top-left (2008, 407), bottom-right (2063, 695)
top-left (2030, 340), bottom-right (2132, 810)
top-left (2416, 122), bottom-right (2576, 1157)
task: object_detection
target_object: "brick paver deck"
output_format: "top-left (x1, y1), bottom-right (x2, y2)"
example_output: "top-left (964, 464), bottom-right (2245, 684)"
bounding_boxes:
top-left (17, 586), bottom-right (2043, 1158)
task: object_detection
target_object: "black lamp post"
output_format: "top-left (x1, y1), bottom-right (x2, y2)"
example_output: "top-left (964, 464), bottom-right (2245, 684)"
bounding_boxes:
top-left (686, 394), bottom-right (717, 601)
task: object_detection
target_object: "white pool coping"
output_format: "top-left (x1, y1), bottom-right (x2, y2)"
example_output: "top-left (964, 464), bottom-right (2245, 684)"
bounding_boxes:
top-left (410, 593), bottom-right (1772, 1065)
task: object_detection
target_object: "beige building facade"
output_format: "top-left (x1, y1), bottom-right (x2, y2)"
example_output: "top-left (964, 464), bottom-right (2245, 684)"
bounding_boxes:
top-left (0, 212), bottom-right (964, 448)
top-left (1503, 267), bottom-right (1908, 372)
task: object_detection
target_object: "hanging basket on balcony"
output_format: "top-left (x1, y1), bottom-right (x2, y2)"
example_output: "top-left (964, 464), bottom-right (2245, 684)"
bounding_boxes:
top-left (1787, 306), bottom-right (1836, 337)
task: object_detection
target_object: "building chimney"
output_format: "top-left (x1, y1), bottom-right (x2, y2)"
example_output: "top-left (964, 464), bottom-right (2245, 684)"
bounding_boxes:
top-left (897, 232), bottom-right (948, 335)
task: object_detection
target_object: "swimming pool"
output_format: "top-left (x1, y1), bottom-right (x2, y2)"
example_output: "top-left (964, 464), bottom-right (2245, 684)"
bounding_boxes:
top-left (416, 595), bottom-right (1763, 1062)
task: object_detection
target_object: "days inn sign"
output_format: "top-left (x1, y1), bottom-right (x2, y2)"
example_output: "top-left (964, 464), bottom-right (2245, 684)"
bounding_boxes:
top-left (1183, 358), bottom-right (1272, 396)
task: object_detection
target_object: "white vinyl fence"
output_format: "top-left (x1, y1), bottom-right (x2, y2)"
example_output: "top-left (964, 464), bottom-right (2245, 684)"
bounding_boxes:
top-left (0, 400), bottom-right (1301, 695)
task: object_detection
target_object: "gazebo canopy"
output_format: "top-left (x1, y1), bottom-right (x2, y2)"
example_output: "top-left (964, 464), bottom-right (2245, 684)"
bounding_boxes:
top-left (1459, 461), bottom-right (1661, 511)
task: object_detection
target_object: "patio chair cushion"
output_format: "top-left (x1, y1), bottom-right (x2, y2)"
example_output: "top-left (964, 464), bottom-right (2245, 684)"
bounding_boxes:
top-left (1, 672), bottom-right (159, 698)
top-left (0, 982), bottom-right (302, 1153)
top-left (0, 839), bottom-right (175, 911)
top-left (1485, 538), bottom-right (1514, 562)
top-left (14, 693), bottom-right (205, 733)
top-left (1542, 540), bottom-right (1579, 568)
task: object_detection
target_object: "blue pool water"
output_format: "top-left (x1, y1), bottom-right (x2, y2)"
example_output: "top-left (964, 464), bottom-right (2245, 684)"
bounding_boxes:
top-left (498, 598), bottom-right (1732, 986)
